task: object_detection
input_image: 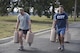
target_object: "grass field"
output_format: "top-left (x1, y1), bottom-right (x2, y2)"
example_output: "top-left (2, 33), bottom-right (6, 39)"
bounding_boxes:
top-left (68, 17), bottom-right (80, 22)
top-left (0, 16), bottom-right (52, 39)
top-left (0, 15), bottom-right (80, 39)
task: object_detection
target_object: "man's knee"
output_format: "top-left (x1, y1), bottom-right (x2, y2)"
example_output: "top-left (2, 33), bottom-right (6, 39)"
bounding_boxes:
top-left (19, 31), bottom-right (23, 38)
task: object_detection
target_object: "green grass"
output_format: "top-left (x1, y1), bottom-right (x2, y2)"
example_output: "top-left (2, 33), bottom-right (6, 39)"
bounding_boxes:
top-left (68, 17), bottom-right (80, 22)
top-left (0, 16), bottom-right (52, 39)
top-left (0, 15), bottom-right (80, 39)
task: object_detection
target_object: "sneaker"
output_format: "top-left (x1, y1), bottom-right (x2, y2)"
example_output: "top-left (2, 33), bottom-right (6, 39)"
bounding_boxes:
top-left (61, 45), bottom-right (64, 51)
top-left (58, 46), bottom-right (61, 50)
top-left (18, 46), bottom-right (24, 51)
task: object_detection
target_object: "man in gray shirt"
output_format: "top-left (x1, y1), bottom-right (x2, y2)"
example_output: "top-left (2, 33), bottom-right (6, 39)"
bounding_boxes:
top-left (15, 8), bottom-right (32, 51)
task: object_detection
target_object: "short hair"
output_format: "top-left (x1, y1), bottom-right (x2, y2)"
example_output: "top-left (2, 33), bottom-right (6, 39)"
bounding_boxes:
top-left (59, 5), bottom-right (64, 8)
top-left (19, 8), bottom-right (24, 11)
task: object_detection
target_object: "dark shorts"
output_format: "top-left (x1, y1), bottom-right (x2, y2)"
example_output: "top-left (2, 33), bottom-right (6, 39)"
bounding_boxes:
top-left (19, 29), bottom-right (29, 35)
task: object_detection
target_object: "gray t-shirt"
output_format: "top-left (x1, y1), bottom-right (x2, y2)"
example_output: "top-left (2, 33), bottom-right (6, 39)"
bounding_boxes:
top-left (18, 12), bottom-right (30, 30)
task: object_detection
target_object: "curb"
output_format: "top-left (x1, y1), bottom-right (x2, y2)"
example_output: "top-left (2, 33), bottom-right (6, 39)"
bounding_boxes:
top-left (0, 28), bottom-right (50, 44)
top-left (0, 36), bottom-right (13, 44)
top-left (33, 28), bottom-right (50, 34)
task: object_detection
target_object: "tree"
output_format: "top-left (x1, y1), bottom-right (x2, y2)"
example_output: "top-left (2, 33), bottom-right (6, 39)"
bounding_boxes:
top-left (0, 0), bottom-right (80, 17)
top-left (20, 0), bottom-right (54, 18)
top-left (77, 0), bottom-right (80, 17)
top-left (0, 0), bottom-right (10, 16)
top-left (59, 0), bottom-right (74, 14)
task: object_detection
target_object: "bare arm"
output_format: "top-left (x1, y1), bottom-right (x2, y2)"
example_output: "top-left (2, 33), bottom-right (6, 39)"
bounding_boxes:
top-left (66, 19), bottom-right (69, 30)
top-left (52, 20), bottom-right (56, 29)
top-left (15, 18), bottom-right (20, 31)
top-left (52, 14), bottom-right (57, 29)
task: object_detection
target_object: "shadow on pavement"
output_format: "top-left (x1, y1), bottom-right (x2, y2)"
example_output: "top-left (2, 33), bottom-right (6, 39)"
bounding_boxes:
top-left (17, 48), bottom-right (48, 53)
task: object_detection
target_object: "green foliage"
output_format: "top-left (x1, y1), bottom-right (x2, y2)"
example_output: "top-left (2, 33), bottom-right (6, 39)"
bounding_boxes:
top-left (59, 0), bottom-right (80, 14)
top-left (20, 0), bottom-right (54, 17)
top-left (0, 16), bottom-right (52, 39)
top-left (0, 0), bottom-right (80, 16)
top-left (59, 0), bottom-right (74, 14)
top-left (0, 0), bottom-right (10, 16)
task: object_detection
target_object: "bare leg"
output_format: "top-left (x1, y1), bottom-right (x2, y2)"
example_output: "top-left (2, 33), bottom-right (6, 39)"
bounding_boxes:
top-left (60, 34), bottom-right (65, 51)
top-left (58, 35), bottom-right (62, 50)
top-left (56, 34), bottom-right (58, 42)
top-left (19, 31), bottom-right (23, 47)
top-left (58, 35), bottom-right (61, 45)
top-left (23, 34), bottom-right (26, 40)
top-left (60, 35), bottom-right (64, 46)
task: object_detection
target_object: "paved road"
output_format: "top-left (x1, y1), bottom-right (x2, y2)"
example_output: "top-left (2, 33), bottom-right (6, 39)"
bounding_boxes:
top-left (0, 22), bottom-right (80, 53)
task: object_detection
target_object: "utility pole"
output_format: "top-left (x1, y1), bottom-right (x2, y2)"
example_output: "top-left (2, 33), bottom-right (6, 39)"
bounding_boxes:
top-left (74, 0), bottom-right (77, 21)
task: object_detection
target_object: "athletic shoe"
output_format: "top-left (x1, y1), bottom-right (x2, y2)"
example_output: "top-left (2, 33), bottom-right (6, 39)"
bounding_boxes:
top-left (18, 46), bottom-right (24, 51)
top-left (58, 46), bottom-right (61, 50)
top-left (61, 45), bottom-right (65, 51)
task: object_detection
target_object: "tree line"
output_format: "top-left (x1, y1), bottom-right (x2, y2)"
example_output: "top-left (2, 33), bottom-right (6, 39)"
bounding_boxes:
top-left (0, 0), bottom-right (80, 17)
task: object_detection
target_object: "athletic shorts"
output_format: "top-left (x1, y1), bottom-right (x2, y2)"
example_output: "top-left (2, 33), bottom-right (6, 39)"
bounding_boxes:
top-left (56, 28), bottom-right (66, 36)
top-left (19, 29), bottom-right (29, 35)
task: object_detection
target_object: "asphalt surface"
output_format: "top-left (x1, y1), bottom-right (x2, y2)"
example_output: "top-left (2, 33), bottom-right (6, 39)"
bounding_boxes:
top-left (0, 22), bottom-right (80, 53)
